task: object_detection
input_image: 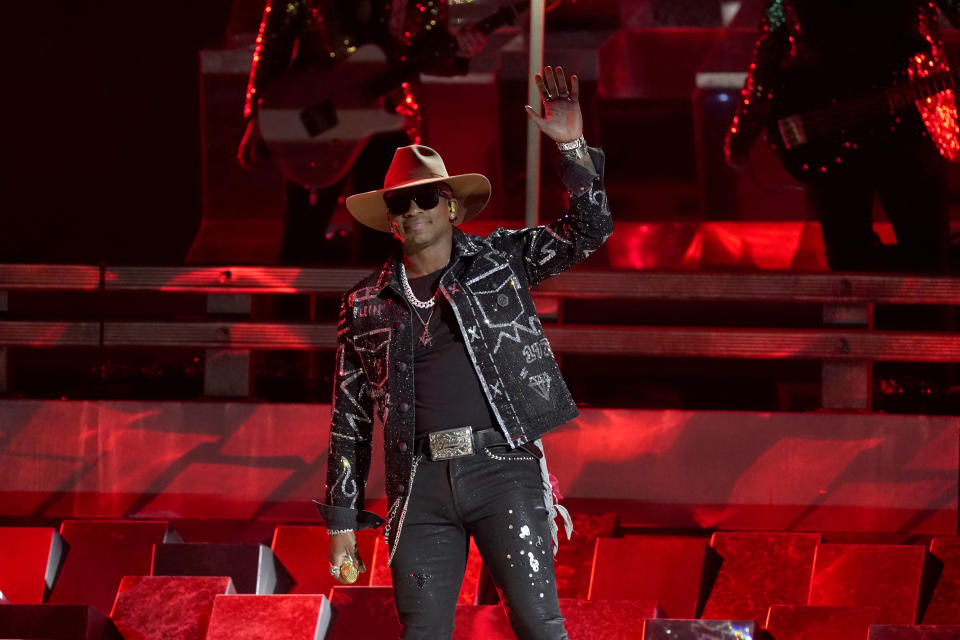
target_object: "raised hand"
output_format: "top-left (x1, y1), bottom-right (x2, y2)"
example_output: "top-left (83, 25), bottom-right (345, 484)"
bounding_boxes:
top-left (524, 66), bottom-right (583, 144)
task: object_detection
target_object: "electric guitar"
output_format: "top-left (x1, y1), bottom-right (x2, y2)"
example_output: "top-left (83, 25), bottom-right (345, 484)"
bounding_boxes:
top-left (768, 56), bottom-right (957, 183)
top-left (257, 1), bottom-right (530, 188)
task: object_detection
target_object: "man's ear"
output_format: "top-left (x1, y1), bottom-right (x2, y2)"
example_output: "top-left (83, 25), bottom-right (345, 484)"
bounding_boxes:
top-left (448, 198), bottom-right (460, 223)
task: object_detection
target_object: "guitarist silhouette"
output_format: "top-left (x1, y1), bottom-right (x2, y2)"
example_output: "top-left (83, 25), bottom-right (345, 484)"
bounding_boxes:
top-left (237, 0), bottom-right (487, 265)
top-left (726, 0), bottom-right (960, 272)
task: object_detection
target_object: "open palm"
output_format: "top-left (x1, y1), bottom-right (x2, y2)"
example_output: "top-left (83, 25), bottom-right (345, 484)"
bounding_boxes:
top-left (525, 66), bottom-right (583, 144)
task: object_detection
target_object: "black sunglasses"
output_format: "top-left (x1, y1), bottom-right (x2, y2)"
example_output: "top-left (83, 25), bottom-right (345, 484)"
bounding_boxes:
top-left (383, 185), bottom-right (451, 216)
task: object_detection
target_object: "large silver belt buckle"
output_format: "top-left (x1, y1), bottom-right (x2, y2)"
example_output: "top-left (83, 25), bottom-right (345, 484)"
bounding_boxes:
top-left (428, 426), bottom-right (474, 461)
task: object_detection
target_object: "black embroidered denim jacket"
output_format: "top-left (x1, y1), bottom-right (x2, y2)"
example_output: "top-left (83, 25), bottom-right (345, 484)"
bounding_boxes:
top-left (315, 148), bottom-right (612, 559)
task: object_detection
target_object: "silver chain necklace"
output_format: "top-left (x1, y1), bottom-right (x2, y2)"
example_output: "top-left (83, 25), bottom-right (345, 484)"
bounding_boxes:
top-left (399, 263), bottom-right (437, 309)
top-left (399, 263), bottom-right (440, 347)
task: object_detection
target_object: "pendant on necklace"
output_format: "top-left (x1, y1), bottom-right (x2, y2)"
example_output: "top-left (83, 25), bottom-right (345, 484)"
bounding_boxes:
top-left (419, 327), bottom-right (433, 347)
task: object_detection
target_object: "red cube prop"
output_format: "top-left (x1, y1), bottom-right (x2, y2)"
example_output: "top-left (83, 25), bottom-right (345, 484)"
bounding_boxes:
top-left (110, 575), bottom-right (235, 640)
top-left (869, 625), bottom-right (960, 639)
top-left (923, 537), bottom-right (960, 624)
top-left (808, 544), bottom-right (926, 624)
top-left (205, 594), bottom-right (331, 640)
top-left (326, 585), bottom-right (401, 640)
top-left (588, 535), bottom-right (707, 618)
top-left (701, 531), bottom-right (820, 626)
top-left (0, 526), bottom-right (62, 603)
top-left (49, 520), bottom-right (172, 612)
top-left (766, 605), bottom-right (882, 640)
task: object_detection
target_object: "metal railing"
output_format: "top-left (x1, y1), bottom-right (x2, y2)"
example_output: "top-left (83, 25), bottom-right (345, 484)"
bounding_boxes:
top-left (2, 264), bottom-right (958, 409)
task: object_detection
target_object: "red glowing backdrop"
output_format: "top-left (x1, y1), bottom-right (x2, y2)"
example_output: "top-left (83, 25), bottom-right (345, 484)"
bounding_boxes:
top-left (0, 400), bottom-right (955, 534)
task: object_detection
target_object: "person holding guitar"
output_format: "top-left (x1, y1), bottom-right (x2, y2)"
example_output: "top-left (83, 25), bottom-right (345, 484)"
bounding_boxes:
top-left (726, 0), bottom-right (960, 272)
top-left (237, 0), bottom-right (489, 265)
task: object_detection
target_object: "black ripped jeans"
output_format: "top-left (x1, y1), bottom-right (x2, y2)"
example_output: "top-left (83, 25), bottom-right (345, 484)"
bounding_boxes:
top-left (389, 446), bottom-right (568, 640)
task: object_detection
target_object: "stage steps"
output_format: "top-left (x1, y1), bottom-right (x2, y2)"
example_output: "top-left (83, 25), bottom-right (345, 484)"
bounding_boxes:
top-left (925, 537), bottom-right (960, 624)
top-left (1, 521), bottom-right (959, 638)
top-left (152, 542), bottom-right (293, 594)
top-left (110, 576), bottom-right (235, 640)
top-left (766, 605), bottom-right (882, 640)
top-left (588, 535), bottom-right (708, 618)
top-left (47, 520), bottom-right (177, 612)
top-left (808, 544), bottom-right (928, 624)
top-left (0, 526), bottom-right (63, 603)
top-left (700, 531), bottom-right (821, 625)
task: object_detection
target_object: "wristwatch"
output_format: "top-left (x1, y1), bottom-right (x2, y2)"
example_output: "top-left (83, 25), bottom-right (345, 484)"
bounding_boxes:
top-left (556, 135), bottom-right (586, 151)
top-left (557, 135), bottom-right (588, 160)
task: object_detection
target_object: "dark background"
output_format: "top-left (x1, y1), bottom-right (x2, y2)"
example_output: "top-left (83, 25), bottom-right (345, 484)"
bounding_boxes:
top-left (1, 0), bottom-right (740, 265)
top-left (3, 1), bottom-right (237, 264)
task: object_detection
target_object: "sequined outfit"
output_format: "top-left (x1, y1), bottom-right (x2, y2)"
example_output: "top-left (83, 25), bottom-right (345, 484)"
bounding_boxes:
top-left (315, 148), bottom-right (609, 618)
top-left (726, 0), bottom-right (959, 271)
top-left (726, 0), bottom-right (960, 162)
top-left (244, 0), bottom-right (467, 263)
top-left (317, 148), bottom-right (609, 543)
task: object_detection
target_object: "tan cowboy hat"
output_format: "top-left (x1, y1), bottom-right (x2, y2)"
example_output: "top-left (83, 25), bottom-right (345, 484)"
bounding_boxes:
top-left (345, 145), bottom-right (491, 233)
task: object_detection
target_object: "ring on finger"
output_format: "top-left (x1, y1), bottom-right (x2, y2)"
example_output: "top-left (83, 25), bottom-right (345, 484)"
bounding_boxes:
top-left (329, 565), bottom-right (340, 577)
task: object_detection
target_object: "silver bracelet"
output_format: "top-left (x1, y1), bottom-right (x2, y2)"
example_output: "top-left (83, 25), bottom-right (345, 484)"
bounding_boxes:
top-left (556, 135), bottom-right (586, 152)
top-left (327, 528), bottom-right (354, 536)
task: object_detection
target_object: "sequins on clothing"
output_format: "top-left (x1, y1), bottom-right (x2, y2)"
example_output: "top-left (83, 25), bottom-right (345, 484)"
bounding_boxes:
top-left (725, 0), bottom-right (960, 164)
top-left (244, 0), bottom-right (462, 141)
top-left (314, 148), bottom-right (611, 558)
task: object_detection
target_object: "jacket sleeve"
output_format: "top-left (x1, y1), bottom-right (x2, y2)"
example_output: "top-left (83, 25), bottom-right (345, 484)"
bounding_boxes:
top-left (724, 0), bottom-right (790, 161)
top-left (313, 294), bottom-right (385, 532)
top-left (487, 147), bottom-right (613, 286)
top-left (244, 0), bottom-right (308, 121)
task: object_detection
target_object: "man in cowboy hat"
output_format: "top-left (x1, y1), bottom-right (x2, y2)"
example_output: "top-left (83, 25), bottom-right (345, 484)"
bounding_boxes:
top-left (315, 66), bottom-right (611, 639)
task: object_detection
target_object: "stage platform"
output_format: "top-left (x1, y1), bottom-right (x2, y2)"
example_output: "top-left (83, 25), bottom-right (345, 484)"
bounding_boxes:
top-left (1, 516), bottom-right (959, 638)
top-left (0, 399), bottom-right (955, 534)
